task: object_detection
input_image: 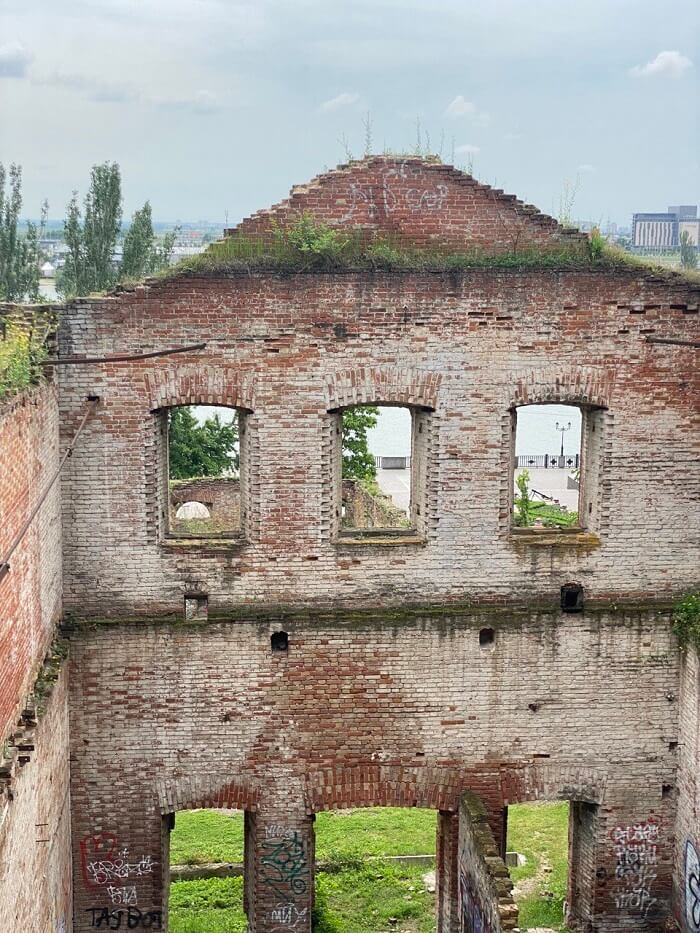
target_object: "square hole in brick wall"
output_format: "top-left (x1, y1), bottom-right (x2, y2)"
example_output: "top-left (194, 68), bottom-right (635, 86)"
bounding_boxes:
top-left (165, 406), bottom-right (242, 538)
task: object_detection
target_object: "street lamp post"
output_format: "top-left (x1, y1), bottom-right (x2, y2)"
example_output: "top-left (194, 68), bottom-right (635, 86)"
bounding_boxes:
top-left (555, 421), bottom-right (571, 464)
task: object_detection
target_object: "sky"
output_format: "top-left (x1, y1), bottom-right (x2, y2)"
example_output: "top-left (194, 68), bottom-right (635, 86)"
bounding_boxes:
top-left (1, 0), bottom-right (698, 226)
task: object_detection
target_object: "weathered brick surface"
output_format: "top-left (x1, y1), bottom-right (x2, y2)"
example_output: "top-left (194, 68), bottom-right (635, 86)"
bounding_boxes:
top-left (68, 609), bottom-right (681, 931)
top-left (0, 382), bottom-right (62, 740)
top-left (675, 647), bottom-right (700, 931)
top-left (57, 269), bottom-right (699, 617)
top-left (226, 156), bottom-right (588, 253)
top-left (0, 664), bottom-right (72, 933)
top-left (457, 791), bottom-right (517, 931)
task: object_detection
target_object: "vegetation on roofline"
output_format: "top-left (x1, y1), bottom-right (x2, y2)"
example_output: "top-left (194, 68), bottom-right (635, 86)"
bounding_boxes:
top-left (157, 213), bottom-right (698, 280)
top-left (672, 593), bottom-right (700, 650)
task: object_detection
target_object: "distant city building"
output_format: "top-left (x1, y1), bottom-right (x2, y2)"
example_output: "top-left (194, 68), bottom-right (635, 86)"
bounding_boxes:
top-left (632, 205), bottom-right (699, 250)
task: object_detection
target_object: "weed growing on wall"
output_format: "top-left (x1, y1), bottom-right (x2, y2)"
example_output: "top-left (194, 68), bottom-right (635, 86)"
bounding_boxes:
top-left (672, 593), bottom-right (700, 649)
top-left (0, 316), bottom-right (50, 402)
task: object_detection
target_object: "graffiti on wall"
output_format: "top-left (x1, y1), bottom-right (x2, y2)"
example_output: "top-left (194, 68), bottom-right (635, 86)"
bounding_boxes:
top-left (84, 907), bottom-right (162, 929)
top-left (339, 161), bottom-right (448, 223)
top-left (80, 831), bottom-right (157, 919)
top-left (458, 867), bottom-right (485, 933)
top-left (260, 828), bottom-right (309, 901)
top-left (611, 821), bottom-right (659, 919)
top-left (264, 902), bottom-right (309, 928)
top-left (686, 840), bottom-right (700, 932)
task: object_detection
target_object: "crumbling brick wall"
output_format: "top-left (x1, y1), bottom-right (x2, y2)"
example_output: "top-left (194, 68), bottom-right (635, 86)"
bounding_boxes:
top-left (169, 477), bottom-right (241, 532)
top-left (457, 791), bottom-right (517, 932)
top-left (676, 646), bottom-right (700, 932)
top-left (0, 370), bottom-right (71, 932)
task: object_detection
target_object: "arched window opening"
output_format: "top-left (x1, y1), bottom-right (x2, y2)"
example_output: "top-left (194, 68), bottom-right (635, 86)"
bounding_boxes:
top-left (164, 405), bottom-right (243, 538)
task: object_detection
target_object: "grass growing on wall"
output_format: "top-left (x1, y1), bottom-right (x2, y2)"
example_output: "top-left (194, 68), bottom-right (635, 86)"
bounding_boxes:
top-left (0, 318), bottom-right (50, 402)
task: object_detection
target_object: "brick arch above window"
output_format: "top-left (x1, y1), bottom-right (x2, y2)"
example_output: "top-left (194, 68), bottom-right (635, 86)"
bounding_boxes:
top-left (143, 366), bottom-right (256, 413)
top-left (499, 762), bottom-right (608, 806)
top-left (325, 366), bottom-right (441, 411)
top-left (509, 366), bottom-right (616, 411)
top-left (156, 773), bottom-right (260, 815)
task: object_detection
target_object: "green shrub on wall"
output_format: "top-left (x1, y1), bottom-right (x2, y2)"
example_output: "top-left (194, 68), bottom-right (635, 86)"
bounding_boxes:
top-left (673, 594), bottom-right (700, 649)
top-left (0, 316), bottom-right (50, 402)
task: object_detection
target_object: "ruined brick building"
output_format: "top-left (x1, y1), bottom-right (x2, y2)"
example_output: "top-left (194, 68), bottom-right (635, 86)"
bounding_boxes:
top-left (0, 157), bottom-right (698, 932)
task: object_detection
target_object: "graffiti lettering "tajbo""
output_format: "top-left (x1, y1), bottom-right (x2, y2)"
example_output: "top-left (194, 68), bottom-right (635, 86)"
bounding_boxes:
top-left (86, 907), bottom-right (162, 929)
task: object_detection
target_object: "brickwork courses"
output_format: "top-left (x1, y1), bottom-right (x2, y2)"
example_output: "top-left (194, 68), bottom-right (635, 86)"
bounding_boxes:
top-left (0, 158), bottom-right (698, 931)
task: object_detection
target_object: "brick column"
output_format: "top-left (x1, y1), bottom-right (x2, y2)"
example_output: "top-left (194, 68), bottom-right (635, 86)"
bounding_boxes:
top-left (436, 809), bottom-right (460, 932)
top-left (245, 809), bottom-right (315, 932)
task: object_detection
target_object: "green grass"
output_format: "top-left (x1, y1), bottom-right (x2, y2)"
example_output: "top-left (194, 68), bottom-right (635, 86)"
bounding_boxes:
top-left (169, 877), bottom-right (247, 933)
top-left (169, 804), bottom-right (571, 931)
top-left (170, 810), bottom-right (244, 865)
top-left (315, 863), bottom-right (435, 932)
top-left (0, 317), bottom-right (50, 402)
top-left (507, 801), bottom-right (571, 932)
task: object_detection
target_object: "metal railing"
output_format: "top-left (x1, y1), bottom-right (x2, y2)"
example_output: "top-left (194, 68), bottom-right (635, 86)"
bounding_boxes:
top-left (515, 454), bottom-right (580, 469)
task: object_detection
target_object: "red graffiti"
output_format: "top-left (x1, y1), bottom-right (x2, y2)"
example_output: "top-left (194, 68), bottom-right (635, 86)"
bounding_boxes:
top-left (81, 833), bottom-right (120, 890)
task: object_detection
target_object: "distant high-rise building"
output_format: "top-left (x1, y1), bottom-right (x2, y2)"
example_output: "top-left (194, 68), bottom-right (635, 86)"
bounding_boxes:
top-left (632, 205), bottom-right (699, 250)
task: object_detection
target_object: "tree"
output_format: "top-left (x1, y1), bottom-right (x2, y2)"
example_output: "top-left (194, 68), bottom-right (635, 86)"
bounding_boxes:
top-left (121, 201), bottom-right (176, 279)
top-left (680, 230), bottom-right (698, 271)
top-left (0, 163), bottom-right (47, 302)
top-left (514, 469), bottom-right (534, 526)
top-left (342, 406), bottom-right (379, 481)
top-left (59, 162), bottom-right (122, 297)
top-left (168, 407), bottom-right (239, 480)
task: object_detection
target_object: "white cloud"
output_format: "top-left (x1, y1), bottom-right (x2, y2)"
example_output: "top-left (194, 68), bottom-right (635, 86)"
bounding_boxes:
top-left (630, 50), bottom-right (693, 78)
top-left (0, 41), bottom-right (33, 78)
top-left (318, 92), bottom-right (360, 113)
top-left (503, 132), bottom-right (523, 142)
top-left (577, 163), bottom-right (595, 173)
top-left (455, 144), bottom-right (480, 155)
top-left (37, 72), bottom-right (138, 103)
top-left (151, 90), bottom-right (221, 113)
top-left (444, 95), bottom-right (476, 117)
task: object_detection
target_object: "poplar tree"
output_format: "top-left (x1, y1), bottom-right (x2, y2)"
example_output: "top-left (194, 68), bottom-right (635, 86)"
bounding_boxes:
top-left (60, 162), bottom-right (122, 297)
top-left (121, 201), bottom-right (176, 279)
top-left (0, 163), bottom-right (46, 302)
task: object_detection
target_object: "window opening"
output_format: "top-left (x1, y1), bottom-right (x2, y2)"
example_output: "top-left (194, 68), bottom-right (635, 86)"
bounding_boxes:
top-left (513, 405), bottom-right (583, 530)
top-left (340, 405), bottom-right (413, 532)
top-left (314, 807), bottom-right (438, 927)
top-left (271, 631), bottom-right (289, 653)
top-left (479, 627), bottom-right (496, 647)
top-left (506, 801), bottom-right (571, 930)
top-left (168, 809), bottom-right (245, 928)
top-left (166, 405), bottom-right (241, 537)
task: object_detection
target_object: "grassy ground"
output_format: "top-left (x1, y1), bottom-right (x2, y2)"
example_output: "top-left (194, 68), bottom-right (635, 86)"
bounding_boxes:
top-left (169, 803), bottom-right (569, 931)
top-left (507, 801), bottom-right (571, 931)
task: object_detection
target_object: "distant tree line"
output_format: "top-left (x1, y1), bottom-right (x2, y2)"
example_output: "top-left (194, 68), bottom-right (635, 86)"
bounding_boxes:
top-left (0, 160), bottom-right (176, 302)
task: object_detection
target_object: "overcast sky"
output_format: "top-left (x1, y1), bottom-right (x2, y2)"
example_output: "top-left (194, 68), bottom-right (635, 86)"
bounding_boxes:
top-left (1, 0), bottom-right (698, 226)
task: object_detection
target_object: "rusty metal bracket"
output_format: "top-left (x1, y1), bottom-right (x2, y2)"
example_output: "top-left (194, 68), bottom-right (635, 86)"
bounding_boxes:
top-left (43, 341), bottom-right (207, 365)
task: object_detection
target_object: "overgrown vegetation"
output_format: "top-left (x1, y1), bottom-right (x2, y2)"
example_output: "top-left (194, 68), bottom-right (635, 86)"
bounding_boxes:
top-left (162, 211), bottom-right (695, 282)
top-left (513, 469), bottom-right (578, 528)
top-left (0, 316), bottom-right (51, 402)
top-left (672, 593), bottom-right (700, 649)
top-left (0, 163), bottom-right (47, 302)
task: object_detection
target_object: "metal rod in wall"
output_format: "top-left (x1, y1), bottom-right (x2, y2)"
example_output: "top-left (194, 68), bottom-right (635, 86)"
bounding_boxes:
top-left (42, 341), bottom-right (207, 365)
top-left (645, 336), bottom-right (700, 348)
top-left (0, 397), bottom-right (100, 586)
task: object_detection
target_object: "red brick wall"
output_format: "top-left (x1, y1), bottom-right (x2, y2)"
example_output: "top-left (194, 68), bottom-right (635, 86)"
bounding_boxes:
top-left (0, 665), bottom-right (72, 933)
top-left (226, 156), bottom-right (587, 253)
top-left (68, 609), bottom-right (681, 932)
top-left (0, 381), bottom-right (62, 741)
top-left (675, 647), bottom-right (700, 931)
top-left (56, 269), bottom-right (699, 618)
